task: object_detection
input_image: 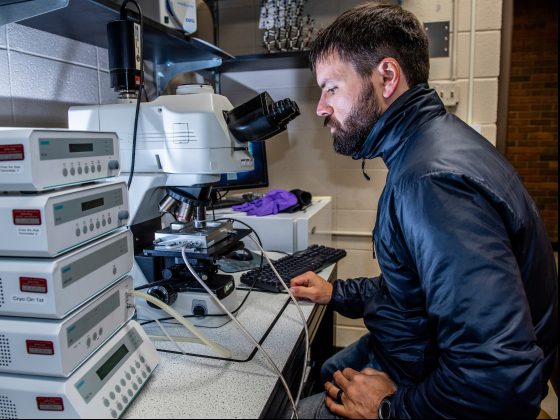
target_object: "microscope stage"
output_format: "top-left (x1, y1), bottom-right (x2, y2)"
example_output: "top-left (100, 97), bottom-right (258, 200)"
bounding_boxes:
top-left (144, 228), bottom-right (251, 260)
top-left (154, 221), bottom-right (234, 249)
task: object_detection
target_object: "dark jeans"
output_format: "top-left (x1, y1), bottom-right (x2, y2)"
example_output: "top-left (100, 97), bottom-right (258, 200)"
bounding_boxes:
top-left (283, 333), bottom-right (384, 419)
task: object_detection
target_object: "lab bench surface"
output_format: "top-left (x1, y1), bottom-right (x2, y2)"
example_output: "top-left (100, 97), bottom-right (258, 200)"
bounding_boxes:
top-left (123, 258), bottom-right (337, 419)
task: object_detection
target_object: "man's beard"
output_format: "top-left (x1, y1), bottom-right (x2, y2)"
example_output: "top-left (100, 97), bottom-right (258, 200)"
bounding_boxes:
top-left (325, 82), bottom-right (383, 157)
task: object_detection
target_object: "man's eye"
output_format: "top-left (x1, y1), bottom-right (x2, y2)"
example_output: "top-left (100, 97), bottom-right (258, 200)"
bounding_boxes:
top-left (328, 88), bottom-right (337, 94)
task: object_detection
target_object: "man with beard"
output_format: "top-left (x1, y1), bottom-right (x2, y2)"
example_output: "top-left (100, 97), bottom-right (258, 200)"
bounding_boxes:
top-left (285, 2), bottom-right (558, 419)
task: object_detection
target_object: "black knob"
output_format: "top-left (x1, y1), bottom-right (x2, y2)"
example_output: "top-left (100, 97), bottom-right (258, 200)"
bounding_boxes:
top-left (146, 284), bottom-right (178, 309)
top-left (193, 305), bottom-right (206, 318)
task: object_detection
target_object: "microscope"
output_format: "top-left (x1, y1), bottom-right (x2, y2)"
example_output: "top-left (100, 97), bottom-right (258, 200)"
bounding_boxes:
top-left (68, 4), bottom-right (299, 326)
top-left (69, 83), bottom-right (299, 327)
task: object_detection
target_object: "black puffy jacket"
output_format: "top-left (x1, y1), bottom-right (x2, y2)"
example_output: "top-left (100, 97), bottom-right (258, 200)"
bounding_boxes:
top-left (327, 84), bottom-right (558, 419)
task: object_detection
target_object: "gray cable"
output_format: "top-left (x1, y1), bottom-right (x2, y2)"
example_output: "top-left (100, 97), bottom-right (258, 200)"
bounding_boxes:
top-left (181, 245), bottom-right (300, 419)
top-left (247, 235), bottom-right (309, 419)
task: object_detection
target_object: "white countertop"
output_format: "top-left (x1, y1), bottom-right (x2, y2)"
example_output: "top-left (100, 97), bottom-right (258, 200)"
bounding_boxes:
top-left (124, 258), bottom-right (336, 419)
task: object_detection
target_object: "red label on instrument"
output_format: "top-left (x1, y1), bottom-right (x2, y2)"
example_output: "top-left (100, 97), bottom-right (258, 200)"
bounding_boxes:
top-left (0, 144), bottom-right (24, 161)
top-left (135, 75), bottom-right (141, 85)
top-left (26, 340), bottom-right (54, 356)
top-left (36, 397), bottom-right (64, 412)
top-left (20, 277), bottom-right (48, 294)
top-left (13, 209), bottom-right (42, 225)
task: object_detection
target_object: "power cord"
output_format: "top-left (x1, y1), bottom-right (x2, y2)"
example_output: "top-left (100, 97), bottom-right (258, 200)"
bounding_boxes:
top-left (120, 0), bottom-right (144, 190)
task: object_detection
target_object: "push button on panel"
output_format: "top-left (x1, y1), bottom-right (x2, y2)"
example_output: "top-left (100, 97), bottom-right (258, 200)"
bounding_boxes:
top-left (63, 168), bottom-right (68, 177)
top-left (146, 366), bottom-right (151, 373)
top-left (108, 217), bottom-right (112, 225)
top-left (135, 361), bottom-right (140, 369)
top-left (103, 399), bottom-right (110, 407)
top-left (91, 165), bottom-right (95, 173)
top-left (76, 228), bottom-right (81, 237)
top-left (90, 223), bottom-right (94, 232)
top-left (120, 379), bottom-right (126, 387)
top-left (122, 396), bottom-right (128, 404)
top-left (139, 356), bottom-right (145, 364)
top-left (84, 165), bottom-right (89, 174)
top-left (117, 402), bottom-right (123, 411)
top-left (86, 337), bottom-right (91, 347)
top-left (77, 166), bottom-right (82, 175)
top-left (130, 367), bottom-right (136, 374)
top-left (141, 371), bottom-right (147, 379)
top-left (102, 219), bottom-right (107, 227)
top-left (96, 221), bottom-right (101, 229)
top-left (82, 226), bottom-right (87, 234)
top-left (70, 167), bottom-right (76, 176)
top-left (125, 373), bottom-right (131, 381)
top-left (93, 332), bottom-right (98, 341)
top-left (109, 392), bottom-right (116, 400)
top-left (132, 383), bottom-right (138, 391)
top-left (97, 164), bottom-right (102, 172)
top-left (127, 389), bottom-right (133, 397)
top-left (115, 385), bottom-right (121, 393)
top-left (111, 410), bottom-right (117, 419)
top-left (137, 377), bottom-right (143, 385)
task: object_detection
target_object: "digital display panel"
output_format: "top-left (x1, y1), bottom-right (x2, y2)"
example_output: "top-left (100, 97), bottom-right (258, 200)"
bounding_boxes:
top-left (69, 143), bottom-right (94, 153)
top-left (81, 198), bottom-right (104, 212)
top-left (96, 344), bottom-right (129, 381)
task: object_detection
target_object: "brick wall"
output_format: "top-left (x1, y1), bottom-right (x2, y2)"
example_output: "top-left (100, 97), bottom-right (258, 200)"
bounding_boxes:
top-left (507, 0), bottom-right (558, 243)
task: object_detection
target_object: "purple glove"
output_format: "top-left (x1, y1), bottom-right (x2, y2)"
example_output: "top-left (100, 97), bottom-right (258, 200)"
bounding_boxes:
top-left (232, 189), bottom-right (298, 216)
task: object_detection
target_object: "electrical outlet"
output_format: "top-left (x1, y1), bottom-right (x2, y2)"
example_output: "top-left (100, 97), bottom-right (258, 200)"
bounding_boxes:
top-left (432, 82), bottom-right (460, 107)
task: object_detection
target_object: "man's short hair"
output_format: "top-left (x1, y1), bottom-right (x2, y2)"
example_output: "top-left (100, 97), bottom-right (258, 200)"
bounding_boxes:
top-left (310, 2), bottom-right (430, 87)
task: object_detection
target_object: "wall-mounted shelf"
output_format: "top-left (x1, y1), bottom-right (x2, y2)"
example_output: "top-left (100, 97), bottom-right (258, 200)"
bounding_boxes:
top-left (219, 51), bottom-right (310, 73)
top-left (18, 0), bottom-right (231, 65)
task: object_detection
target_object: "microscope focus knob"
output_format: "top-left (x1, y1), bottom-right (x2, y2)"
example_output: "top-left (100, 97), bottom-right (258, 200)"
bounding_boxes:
top-left (118, 210), bottom-right (129, 220)
top-left (193, 305), bottom-right (206, 318)
top-left (108, 160), bottom-right (120, 171)
top-left (146, 285), bottom-right (178, 309)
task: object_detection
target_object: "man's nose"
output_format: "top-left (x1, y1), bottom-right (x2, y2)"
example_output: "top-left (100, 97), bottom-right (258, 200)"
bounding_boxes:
top-left (317, 96), bottom-right (333, 117)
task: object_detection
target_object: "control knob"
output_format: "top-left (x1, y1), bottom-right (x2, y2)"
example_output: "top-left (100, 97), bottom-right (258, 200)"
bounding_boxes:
top-left (118, 210), bottom-right (129, 220)
top-left (146, 284), bottom-right (178, 309)
top-left (108, 160), bottom-right (120, 171)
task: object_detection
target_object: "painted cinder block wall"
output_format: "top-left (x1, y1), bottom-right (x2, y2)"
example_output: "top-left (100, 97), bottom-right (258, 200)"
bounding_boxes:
top-left (218, 0), bottom-right (504, 347)
top-left (0, 0), bottom-right (504, 348)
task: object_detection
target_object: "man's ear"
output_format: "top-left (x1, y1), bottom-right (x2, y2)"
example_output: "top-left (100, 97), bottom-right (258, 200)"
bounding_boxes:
top-left (376, 58), bottom-right (402, 99)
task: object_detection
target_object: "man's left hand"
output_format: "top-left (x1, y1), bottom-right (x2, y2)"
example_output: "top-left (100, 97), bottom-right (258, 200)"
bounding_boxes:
top-left (325, 368), bottom-right (397, 419)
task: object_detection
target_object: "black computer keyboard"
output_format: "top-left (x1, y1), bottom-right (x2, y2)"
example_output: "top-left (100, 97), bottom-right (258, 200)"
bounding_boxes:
top-left (240, 245), bottom-right (347, 292)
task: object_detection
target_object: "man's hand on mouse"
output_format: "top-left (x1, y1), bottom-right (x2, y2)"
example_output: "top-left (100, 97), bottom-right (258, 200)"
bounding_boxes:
top-left (324, 368), bottom-right (397, 419)
top-left (290, 272), bottom-right (333, 305)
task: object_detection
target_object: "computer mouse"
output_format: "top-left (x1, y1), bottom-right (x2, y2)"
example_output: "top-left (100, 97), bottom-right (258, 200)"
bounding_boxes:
top-left (230, 248), bottom-right (254, 261)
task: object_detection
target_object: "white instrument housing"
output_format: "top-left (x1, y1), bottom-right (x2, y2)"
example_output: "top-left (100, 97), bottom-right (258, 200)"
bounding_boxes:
top-left (0, 181), bottom-right (129, 258)
top-left (0, 320), bottom-right (160, 419)
top-left (0, 129), bottom-right (120, 192)
top-left (0, 230), bottom-right (133, 319)
top-left (68, 87), bottom-right (255, 184)
top-left (0, 276), bottom-right (134, 378)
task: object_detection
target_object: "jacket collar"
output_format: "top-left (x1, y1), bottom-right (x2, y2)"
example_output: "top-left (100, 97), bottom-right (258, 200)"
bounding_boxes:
top-left (353, 83), bottom-right (446, 169)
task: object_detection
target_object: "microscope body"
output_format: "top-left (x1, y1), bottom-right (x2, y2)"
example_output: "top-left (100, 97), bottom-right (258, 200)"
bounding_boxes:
top-left (68, 85), bottom-right (300, 326)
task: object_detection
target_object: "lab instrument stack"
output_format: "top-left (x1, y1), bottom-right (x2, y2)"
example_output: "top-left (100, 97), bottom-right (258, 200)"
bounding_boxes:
top-left (0, 129), bottom-right (160, 419)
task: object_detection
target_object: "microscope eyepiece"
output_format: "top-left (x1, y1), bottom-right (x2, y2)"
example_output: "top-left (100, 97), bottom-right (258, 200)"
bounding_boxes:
top-left (225, 92), bottom-right (301, 143)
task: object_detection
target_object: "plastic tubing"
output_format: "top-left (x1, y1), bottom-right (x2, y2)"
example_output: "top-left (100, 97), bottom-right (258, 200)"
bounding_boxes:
top-left (247, 235), bottom-right (309, 419)
top-left (181, 246), bottom-right (300, 419)
top-left (128, 290), bottom-right (232, 358)
top-left (148, 335), bottom-right (208, 345)
top-left (136, 305), bottom-right (186, 355)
